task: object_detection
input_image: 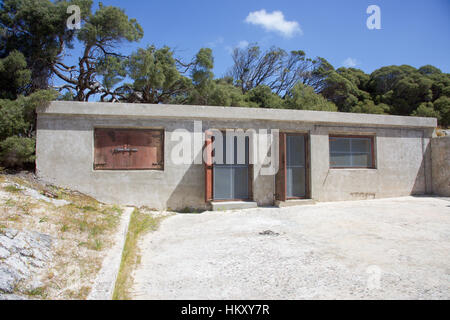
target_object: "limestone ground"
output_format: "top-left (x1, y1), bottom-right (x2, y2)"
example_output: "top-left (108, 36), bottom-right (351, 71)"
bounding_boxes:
top-left (0, 172), bottom-right (123, 300)
top-left (130, 196), bottom-right (450, 300)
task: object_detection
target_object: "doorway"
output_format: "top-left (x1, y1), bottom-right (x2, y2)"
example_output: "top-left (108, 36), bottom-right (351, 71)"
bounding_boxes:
top-left (205, 132), bottom-right (252, 202)
top-left (275, 133), bottom-right (309, 201)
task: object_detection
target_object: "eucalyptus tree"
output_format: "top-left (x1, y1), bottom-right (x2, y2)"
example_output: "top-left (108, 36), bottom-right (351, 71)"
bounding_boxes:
top-left (229, 44), bottom-right (331, 95)
top-left (0, 0), bottom-right (143, 100)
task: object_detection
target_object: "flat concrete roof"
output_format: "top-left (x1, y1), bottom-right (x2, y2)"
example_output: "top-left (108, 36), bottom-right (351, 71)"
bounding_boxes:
top-left (38, 101), bottom-right (437, 129)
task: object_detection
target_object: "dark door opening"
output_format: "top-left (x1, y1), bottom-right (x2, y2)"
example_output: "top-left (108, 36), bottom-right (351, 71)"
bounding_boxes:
top-left (286, 134), bottom-right (306, 198)
top-left (276, 133), bottom-right (309, 201)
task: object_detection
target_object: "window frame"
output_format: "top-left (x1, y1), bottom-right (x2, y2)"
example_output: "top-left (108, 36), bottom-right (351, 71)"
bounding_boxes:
top-left (93, 128), bottom-right (164, 171)
top-left (328, 135), bottom-right (376, 169)
top-left (205, 130), bottom-right (253, 202)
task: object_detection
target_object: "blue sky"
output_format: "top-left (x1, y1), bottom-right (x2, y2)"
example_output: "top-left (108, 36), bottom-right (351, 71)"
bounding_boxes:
top-left (76, 0), bottom-right (450, 76)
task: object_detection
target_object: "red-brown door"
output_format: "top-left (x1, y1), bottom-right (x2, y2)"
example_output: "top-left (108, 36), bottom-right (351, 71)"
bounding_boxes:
top-left (275, 132), bottom-right (287, 201)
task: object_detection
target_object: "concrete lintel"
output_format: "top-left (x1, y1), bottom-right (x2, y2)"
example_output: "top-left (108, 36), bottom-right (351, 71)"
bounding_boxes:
top-left (38, 101), bottom-right (437, 129)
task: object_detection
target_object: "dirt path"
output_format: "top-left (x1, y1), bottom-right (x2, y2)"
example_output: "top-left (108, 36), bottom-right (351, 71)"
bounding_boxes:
top-left (130, 197), bottom-right (450, 300)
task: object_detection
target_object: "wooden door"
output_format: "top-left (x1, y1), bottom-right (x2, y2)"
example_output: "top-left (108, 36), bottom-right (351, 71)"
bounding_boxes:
top-left (275, 132), bottom-right (287, 201)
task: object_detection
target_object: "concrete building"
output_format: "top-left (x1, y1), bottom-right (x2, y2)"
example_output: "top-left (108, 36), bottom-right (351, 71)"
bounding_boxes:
top-left (431, 136), bottom-right (450, 197)
top-left (36, 101), bottom-right (437, 210)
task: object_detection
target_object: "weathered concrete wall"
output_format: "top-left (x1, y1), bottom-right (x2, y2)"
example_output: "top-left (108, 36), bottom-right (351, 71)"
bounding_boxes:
top-left (36, 102), bottom-right (435, 209)
top-left (310, 125), bottom-right (433, 201)
top-left (431, 136), bottom-right (450, 196)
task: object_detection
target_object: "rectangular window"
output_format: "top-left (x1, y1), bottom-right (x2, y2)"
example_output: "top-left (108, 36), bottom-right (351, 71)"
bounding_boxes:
top-left (212, 134), bottom-right (251, 200)
top-left (329, 135), bottom-right (375, 168)
top-left (94, 128), bottom-right (164, 170)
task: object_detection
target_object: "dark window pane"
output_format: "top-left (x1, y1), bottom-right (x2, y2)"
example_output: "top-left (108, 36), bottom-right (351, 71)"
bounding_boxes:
top-left (287, 167), bottom-right (306, 198)
top-left (234, 167), bottom-right (249, 199)
top-left (329, 136), bottom-right (374, 168)
top-left (351, 138), bottom-right (371, 153)
top-left (352, 153), bottom-right (372, 167)
top-left (287, 135), bottom-right (305, 166)
top-left (213, 166), bottom-right (232, 199)
top-left (330, 138), bottom-right (350, 153)
top-left (330, 153), bottom-right (351, 167)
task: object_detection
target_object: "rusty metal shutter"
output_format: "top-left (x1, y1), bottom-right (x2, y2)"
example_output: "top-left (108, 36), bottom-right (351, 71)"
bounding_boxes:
top-left (94, 128), bottom-right (164, 170)
top-left (275, 132), bottom-right (287, 201)
top-left (204, 131), bottom-right (213, 202)
top-left (128, 129), bottom-right (164, 170)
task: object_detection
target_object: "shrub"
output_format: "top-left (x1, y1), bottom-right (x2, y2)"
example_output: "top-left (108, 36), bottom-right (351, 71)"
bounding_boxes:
top-left (411, 102), bottom-right (441, 120)
top-left (0, 136), bottom-right (36, 167)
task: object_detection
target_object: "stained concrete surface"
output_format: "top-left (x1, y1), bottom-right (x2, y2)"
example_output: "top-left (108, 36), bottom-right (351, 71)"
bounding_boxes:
top-left (131, 197), bottom-right (450, 300)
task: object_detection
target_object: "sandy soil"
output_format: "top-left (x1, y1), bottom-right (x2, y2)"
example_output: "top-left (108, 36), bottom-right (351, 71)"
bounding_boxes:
top-left (131, 196), bottom-right (450, 300)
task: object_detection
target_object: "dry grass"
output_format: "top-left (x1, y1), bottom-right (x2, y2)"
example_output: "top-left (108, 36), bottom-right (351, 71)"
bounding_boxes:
top-left (112, 209), bottom-right (164, 300)
top-left (3, 184), bottom-right (22, 193)
top-left (0, 173), bottom-right (123, 300)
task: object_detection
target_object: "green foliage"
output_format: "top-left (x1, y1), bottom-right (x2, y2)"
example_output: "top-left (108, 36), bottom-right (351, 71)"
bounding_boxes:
top-left (0, 136), bottom-right (36, 167)
top-left (433, 96), bottom-right (450, 127)
top-left (317, 64), bottom-right (449, 125)
top-left (412, 102), bottom-right (441, 120)
top-left (418, 65), bottom-right (442, 75)
top-left (125, 45), bottom-right (191, 104)
top-left (0, 90), bottom-right (56, 141)
top-left (68, 2), bottom-right (143, 101)
top-left (230, 45), bottom-right (331, 94)
top-left (0, 0), bottom-right (92, 90)
top-left (0, 51), bottom-right (31, 99)
top-left (350, 100), bottom-right (389, 115)
top-left (317, 70), bottom-right (362, 112)
top-left (0, 89), bottom-right (55, 168)
top-left (1, 0), bottom-right (142, 100)
top-left (192, 48), bottom-right (214, 87)
top-left (209, 79), bottom-right (250, 107)
top-left (97, 56), bottom-right (127, 91)
top-left (0, 99), bottom-right (29, 140)
top-left (244, 85), bottom-right (283, 108)
top-left (77, 2), bottom-right (143, 46)
top-left (367, 65), bottom-right (434, 115)
top-left (284, 83), bottom-right (337, 111)
top-left (186, 77), bottom-right (250, 107)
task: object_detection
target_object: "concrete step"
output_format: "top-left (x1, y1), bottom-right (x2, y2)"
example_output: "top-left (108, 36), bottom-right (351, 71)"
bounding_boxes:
top-left (211, 201), bottom-right (258, 211)
top-left (275, 199), bottom-right (316, 208)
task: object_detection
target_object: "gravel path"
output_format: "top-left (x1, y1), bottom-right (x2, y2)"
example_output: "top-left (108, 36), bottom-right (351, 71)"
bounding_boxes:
top-left (131, 197), bottom-right (450, 300)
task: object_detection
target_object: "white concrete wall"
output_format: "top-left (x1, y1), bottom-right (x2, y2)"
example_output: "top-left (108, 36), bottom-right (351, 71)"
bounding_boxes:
top-left (36, 102), bottom-right (435, 210)
top-left (431, 136), bottom-right (450, 197)
top-left (310, 125), bottom-right (433, 201)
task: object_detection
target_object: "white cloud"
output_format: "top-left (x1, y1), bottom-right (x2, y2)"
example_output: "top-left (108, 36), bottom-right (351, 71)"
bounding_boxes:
top-left (343, 57), bottom-right (359, 68)
top-left (225, 40), bottom-right (250, 54)
top-left (245, 9), bottom-right (302, 38)
top-left (236, 40), bottom-right (249, 49)
top-left (206, 36), bottom-right (224, 48)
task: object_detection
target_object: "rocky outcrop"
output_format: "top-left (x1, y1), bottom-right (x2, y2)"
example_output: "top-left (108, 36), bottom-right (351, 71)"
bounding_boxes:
top-left (0, 228), bottom-right (53, 297)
